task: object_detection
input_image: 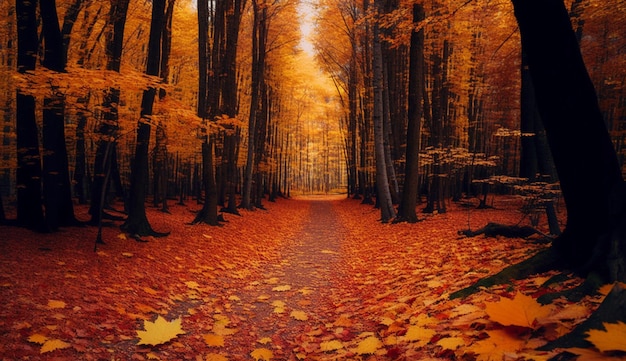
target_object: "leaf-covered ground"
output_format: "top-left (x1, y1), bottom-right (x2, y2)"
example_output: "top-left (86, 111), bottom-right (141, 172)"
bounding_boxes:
top-left (0, 196), bottom-right (620, 360)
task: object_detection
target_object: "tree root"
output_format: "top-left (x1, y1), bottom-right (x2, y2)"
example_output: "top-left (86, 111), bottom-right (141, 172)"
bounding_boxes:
top-left (449, 248), bottom-right (562, 299)
top-left (539, 282), bottom-right (626, 351)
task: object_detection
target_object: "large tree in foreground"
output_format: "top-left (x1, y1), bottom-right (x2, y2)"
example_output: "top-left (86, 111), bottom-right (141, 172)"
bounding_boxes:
top-left (513, 0), bottom-right (625, 282)
top-left (451, 0), bottom-right (625, 350)
top-left (452, 0), bottom-right (625, 337)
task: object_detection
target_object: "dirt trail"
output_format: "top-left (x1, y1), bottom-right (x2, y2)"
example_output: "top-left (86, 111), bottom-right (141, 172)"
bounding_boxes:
top-left (224, 198), bottom-right (348, 355)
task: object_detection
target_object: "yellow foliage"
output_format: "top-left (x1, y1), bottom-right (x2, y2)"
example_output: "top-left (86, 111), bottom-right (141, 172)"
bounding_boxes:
top-left (250, 348), bottom-right (273, 360)
top-left (319, 339), bottom-right (344, 351)
top-left (404, 325), bottom-right (436, 344)
top-left (437, 336), bottom-right (465, 350)
top-left (467, 329), bottom-right (526, 361)
top-left (137, 315), bottom-right (185, 346)
top-left (40, 339), bottom-right (71, 353)
top-left (272, 285), bottom-right (292, 292)
top-left (205, 353), bottom-right (229, 361)
top-left (484, 292), bottom-right (552, 328)
top-left (290, 310), bottom-right (308, 321)
top-left (356, 336), bottom-right (383, 355)
top-left (586, 321), bottom-right (626, 352)
top-left (27, 333), bottom-right (48, 344)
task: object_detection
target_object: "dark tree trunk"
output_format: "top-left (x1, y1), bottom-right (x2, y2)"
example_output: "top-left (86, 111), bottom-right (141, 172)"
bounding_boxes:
top-left (74, 96), bottom-right (89, 204)
top-left (220, 0), bottom-right (243, 215)
top-left (372, 16), bottom-right (395, 223)
top-left (122, 0), bottom-right (168, 237)
top-left (40, 0), bottom-right (79, 231)
top-left (15, 0), bottom-right (45, 231)
top-left (512, 0), bottom-right (624, 280)
top-left (89, 0), bottom-right (129, 225)
top-left (193, 0), bottom-right (221, 225)
top-left (192, 139), bottom-right (219, 225)
top-left (397, 4), bottom-right (424, 224)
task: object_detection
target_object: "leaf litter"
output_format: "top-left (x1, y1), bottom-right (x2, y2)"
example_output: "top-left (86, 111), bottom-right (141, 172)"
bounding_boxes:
top-left (0, 195), bottom-right (620, 359)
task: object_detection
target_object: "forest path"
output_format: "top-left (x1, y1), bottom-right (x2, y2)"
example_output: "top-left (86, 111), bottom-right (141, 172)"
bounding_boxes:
top-left (225, 197), bottom-right (349, 356)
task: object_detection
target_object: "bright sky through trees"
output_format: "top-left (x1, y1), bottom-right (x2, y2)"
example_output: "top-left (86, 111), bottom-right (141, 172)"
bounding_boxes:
top-left (297, 0), bottom-right (317, 55)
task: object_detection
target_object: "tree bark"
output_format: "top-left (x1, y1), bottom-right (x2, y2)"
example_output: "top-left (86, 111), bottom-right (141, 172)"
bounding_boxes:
top-left (512, 0), bottom-right (624, 280)
top-left (15, 0), bottom-right (45, 231)
top-left (372, 18), bottom-right (395, 222)
top-left (122, 0), bottom-right (168, 237)
top-left (397, 4), bottom-right (424, 224)
top-left (89, 0), bottom-right (129, 225)
top-left (40, 0), bottom-right (79, 230)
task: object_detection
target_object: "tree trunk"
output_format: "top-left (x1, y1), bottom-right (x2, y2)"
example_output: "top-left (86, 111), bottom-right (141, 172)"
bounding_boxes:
top-left (89, 0), bottom-right (129, 225)
top-left (512, 0), bottom-right (625, 280)
top-left (122, 0), bottom-right (167, 237)
top-left (372, 19), bottom-right (395, 223)
top-left (40, 0), bottom-right (78, 231)
top-left (397, 3), bottom-right (424, 224)
top-left (15, 0), bottom-right (45, 231)
top-left (241, 0), bottom-right (267, 210)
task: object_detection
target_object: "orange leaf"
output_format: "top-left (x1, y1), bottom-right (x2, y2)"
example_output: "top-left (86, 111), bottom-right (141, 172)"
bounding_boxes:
top-left (484, 292), bottom-right (552, 328)
top-left (586, 321), bottom-right (626, 352)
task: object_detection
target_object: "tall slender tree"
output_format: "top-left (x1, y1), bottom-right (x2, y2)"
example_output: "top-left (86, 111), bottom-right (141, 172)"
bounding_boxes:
top-left (89, 0), bottom-right (130, 225)
top-left (40, 0), bottom-right (79, 230)
top-left (371, 2), bottom-right (396, 222)
top-left (15, 0), bottom-right (44, 230)
top-left (397, 3), bottom-right (425, 223)
top-left (122, 0), bottom-right (169, 237)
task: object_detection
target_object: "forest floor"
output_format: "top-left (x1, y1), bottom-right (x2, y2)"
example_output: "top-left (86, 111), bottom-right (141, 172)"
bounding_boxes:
top-left (0, 195), bottom-right (620, 360)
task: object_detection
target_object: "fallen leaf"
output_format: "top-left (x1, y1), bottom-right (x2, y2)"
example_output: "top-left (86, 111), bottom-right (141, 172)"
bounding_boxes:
top-left (290, 310), bottom-right (308, 321)
top-left (40, 339), bottom-right (71, 353)
top-left (203, 334), bottom-right (225, 347)
top-left (320, 339), bottom-right (344, 351)
top-left (437, 336), bottom-right (465, 350)
top-left (484, 292), bottom-right (552, 328)
top-left (356, 336), bottom-right (382, 355)
top-left (137, 315), bottom-right (185, 346)
top-left (586, 321), bottom-right (626, 352)
top-left (250, 347), bottom-right (273, 360)
top-left (205, 353), bottom-right (228, 361)
top-left (47, 300), bottom-right (66, 309)
top-left (404, 325), bottom-right (435, 344)
top-left (272, 285), bottom-right (292, 292)
top-left (258, 337), bottom-right (272, 344)
top-left (467, 329), bottom-right (526, 361)
top-left (28, 333), bottom-right (48, 344)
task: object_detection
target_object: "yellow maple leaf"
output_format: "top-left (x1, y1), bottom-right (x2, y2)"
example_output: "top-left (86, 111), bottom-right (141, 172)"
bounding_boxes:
top-left (137, 315), bottom-right (185, 346)
top-left (250, 347), bottom-right (273, 360)
top-left (40, 339), bottom-right (71, 353)
top-left (356, 336), bottom-right (382, 355)
top-left (28, 333), bottom-right (48, 344)
top-left (484, 292), bottom-right (552, 328)
top-left (467, 329), bottom-right (526, 361)
top-left (320, 339), bottom-right (344, 351)
top-left (437, 336), bottom-right (465, 350)
top-left (203, 333), bottom-right (225, 347)
top-left (290, 310), bottom-right (308, 321)
top-left (205, 353), bottom-right (229, 361)
top-left (586, 321), bottom-right (626, 352)
top-left (404, 325), bottom-right (436, 345)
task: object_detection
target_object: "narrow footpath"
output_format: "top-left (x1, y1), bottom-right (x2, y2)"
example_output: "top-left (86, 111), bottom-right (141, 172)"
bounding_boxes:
top-left (224, 198), bottom-right (349, 358)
